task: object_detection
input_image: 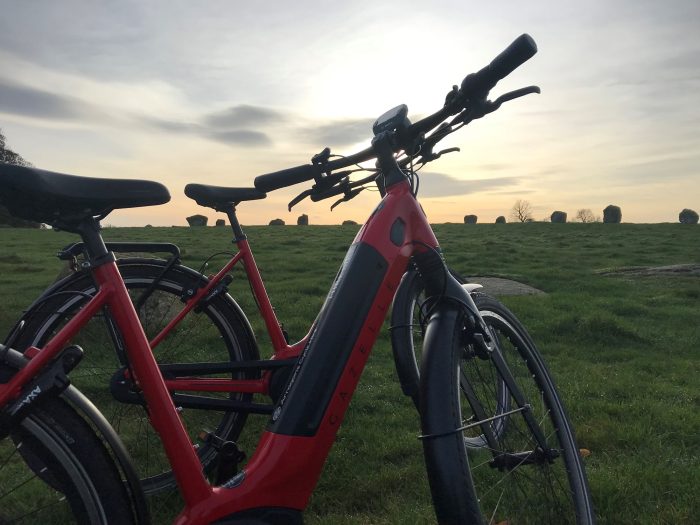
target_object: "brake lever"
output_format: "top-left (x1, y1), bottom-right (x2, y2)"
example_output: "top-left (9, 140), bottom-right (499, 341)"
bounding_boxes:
top-left (330, 187), bottom-right (364, 211)
top-left (289, 171), bottom-right (355, 210)
top-left (314, 170), bottom-right (353, 192)
top-left (435, 147), bottom-right (460, 158)
top-left (288, 189), bottom-right (313, 211)
top-left (491, 85), bottom-right (540, 109)
top-left (450, 85), bottom-right (540, 126)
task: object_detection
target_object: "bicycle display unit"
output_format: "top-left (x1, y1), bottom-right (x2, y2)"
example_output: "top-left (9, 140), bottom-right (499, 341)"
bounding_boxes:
top-left (0, 34), bottom-right (595, 524)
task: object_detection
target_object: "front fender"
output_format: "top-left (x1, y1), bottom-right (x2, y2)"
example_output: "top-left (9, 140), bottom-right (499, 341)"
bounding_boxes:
top-left (390, 268), bottom-right (482, 406)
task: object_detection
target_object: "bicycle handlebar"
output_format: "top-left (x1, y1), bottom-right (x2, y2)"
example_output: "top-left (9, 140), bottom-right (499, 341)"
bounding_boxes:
top-left (461, 34), bottom-right (537, 97)
top-left (254, 34), bottom-right (537, 193)
top-left (254, 164), bottom-right (321, 193)
top-left (254, 147), bottom-right (375, 193)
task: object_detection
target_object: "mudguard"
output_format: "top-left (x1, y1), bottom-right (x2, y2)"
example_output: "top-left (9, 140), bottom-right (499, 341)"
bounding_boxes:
top-left (0, 345), bottom-right (149, 524)
top-left (418, 299), bottom-right (484, 524)
top-left (63, 385), bottom-right (150, 524)
top-left (389, 267), bottom-right (482, 405)
top-left (4, 257), bottom-right (258, 358)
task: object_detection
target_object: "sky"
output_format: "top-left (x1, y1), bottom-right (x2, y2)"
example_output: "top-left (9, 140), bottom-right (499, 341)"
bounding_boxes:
top-left (0, 0), bottom-right (698, 226)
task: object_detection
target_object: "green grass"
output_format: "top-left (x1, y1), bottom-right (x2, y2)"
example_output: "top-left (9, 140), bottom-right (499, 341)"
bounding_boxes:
top-left (0, 222), bottom-right (698, 524)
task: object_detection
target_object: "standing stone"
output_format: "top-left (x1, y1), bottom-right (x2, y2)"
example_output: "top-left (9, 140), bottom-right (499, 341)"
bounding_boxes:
top-left (269, 218), bottom-right (285, 226)
top-left (550, 211), bottom-right (567, 223)
top-left (297, 214), bottom-right (309, 225)
top-left (679, 208), bottom-right (699, 224)
top-left (495, 216), bottom-right (506, 224)
top-left (186, 214), bottom-right (208, 227)
top-left (603, 205), bottom-right (622, 223)
top-left (463, 215), bottom-right (478, 224)
top-left (215, 219), bottom-right (226, 227)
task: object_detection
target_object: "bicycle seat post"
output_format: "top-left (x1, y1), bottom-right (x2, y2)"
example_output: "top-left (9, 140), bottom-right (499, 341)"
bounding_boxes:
top-left (223, 205), bottom-right (247, 243)
top-left (73, 216), bottom-right (115, 269)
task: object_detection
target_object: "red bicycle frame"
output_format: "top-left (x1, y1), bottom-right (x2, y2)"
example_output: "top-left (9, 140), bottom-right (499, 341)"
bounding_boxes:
top-left (178, 176), bottom-right (440, 524)
top-left (0, 175), bottom-right (440, 524)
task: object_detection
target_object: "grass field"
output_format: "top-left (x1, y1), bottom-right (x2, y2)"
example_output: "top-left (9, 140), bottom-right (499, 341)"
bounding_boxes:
top-left (0, 222), bottom-right (698, 524)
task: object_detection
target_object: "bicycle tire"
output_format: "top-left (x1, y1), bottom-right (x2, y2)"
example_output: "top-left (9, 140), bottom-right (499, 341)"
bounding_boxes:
top-left (391, 269), bottom-right (510, 448)
top-left (420, 293), bottom-right (594, 524)
top-left (0, 396), bottom-right (138, 524)
top-left (13, 258), bottom-right (259, 495)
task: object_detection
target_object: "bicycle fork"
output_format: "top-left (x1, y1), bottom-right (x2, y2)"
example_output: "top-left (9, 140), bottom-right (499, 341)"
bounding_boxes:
top-left (413, 249), bottom-right (555, 465)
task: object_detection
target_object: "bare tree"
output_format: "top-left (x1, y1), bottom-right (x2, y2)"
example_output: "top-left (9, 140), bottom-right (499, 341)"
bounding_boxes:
top-left (575, 208), bottom-right (596, 223)
top-left (510, 199), bottom-right (534, 223)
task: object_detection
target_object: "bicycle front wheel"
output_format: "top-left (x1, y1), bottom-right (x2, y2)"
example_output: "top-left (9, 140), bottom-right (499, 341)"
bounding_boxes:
top-left (14, 258), bottom-right (259, 494)
top-left (420, 293), bottom-right (594, 524)
top-left (0, 396), bottom-right (138, 524)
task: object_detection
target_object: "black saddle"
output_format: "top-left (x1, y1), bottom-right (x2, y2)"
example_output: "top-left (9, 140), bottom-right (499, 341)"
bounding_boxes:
top-left (185, 183), bottom-right (266, 210)
top-left (0, 162), bottom-right (170, 225)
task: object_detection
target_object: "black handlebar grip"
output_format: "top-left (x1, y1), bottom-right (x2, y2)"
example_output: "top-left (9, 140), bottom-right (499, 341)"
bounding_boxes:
top-left (254, 164), bottom-right (321, 192)
top-left (462, 34), bottom-right (538, 96)
top-left (489, 33), bottom-right (537, 81)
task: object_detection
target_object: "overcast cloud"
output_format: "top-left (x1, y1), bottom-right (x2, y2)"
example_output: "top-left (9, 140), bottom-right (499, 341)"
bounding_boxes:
top-left (0, 80), bottom-right (95, 120)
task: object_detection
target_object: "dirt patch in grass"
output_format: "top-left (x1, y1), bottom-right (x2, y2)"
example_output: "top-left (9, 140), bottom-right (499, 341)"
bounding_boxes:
top-left (466, 276), bottom-right (545, 296)
top-left (597, 264), bottom-right (700, 277)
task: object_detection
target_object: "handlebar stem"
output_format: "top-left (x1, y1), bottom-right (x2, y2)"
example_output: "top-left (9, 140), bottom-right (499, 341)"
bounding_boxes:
top-left (371, 132), bottom-right (406, 189)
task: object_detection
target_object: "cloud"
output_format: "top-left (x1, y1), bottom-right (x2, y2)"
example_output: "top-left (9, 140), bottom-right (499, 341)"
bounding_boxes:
top-left (139, 106), bottom-right (274, 147)
top-left (0, 79), bottom-right (94, 120)
top-left (207, 129), bottom-right (272, 146)
top-left (140, 116), bottom-right (200, 133)
top-left (146, 111), bottom-right (374, 149)
top-left (303, 118), bottom-right (374, 146)
top-left (418, 172), bottom-right (520, 198)
top-left (203, 105), bottom-right (285, 129)
top-left (0, 82), bottom-right (273, 148)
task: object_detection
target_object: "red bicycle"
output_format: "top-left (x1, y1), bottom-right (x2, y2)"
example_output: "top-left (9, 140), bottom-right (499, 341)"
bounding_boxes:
top-left (0, 34), bottom-right (594, 524)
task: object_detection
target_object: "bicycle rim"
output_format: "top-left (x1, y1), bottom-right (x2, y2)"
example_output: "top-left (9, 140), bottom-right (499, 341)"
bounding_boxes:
top-left (460, 298), bottom-right (593, 524)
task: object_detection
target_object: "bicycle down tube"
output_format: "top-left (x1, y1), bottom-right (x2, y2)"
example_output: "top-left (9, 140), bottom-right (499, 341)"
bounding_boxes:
top-left (179, 168), bottom-right (457, 523)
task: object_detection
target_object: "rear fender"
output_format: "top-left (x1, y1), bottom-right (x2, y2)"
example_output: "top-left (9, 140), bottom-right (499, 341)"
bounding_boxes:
top-left (0, 345), bottom-right (149, 524)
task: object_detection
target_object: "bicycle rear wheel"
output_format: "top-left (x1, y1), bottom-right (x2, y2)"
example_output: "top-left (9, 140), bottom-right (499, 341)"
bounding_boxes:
top-left (14, 258), bottom-right (259, 494)
top-left (0, 396), bottom-right (138, 524)
top-left (420, 293), bottom-right (594, 524)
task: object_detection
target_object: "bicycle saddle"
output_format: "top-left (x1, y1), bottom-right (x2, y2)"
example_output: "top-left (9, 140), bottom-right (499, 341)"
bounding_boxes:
top-left (185, 183), bottom-right (266, 210)
top-left (0, 162), bottom-right (170, 225)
